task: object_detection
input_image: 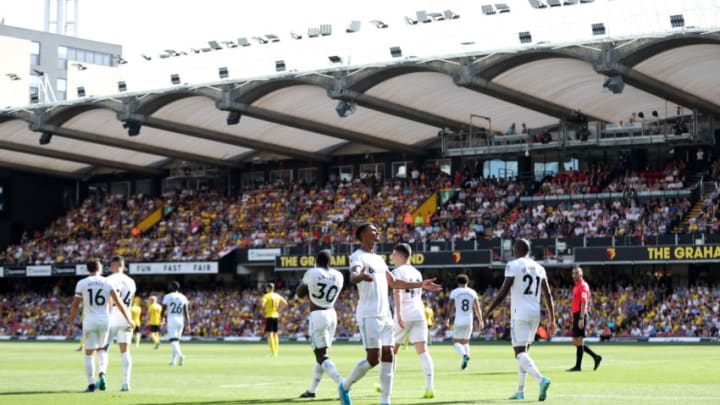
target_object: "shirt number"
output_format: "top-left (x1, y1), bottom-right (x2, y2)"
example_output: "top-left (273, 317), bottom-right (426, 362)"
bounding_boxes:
top-left (522, 274), bottom-right (541, 297)
top-left (311, 282), bottom-right (339, 303)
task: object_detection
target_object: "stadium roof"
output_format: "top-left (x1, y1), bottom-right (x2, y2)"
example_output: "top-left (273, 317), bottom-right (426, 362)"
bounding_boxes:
top-left (1, 32), bottom-right (719, 178)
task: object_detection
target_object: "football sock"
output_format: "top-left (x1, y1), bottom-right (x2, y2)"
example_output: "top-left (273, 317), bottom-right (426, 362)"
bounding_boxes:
top-left (584, 345), bottom-right (599, 358)
top-left (121, 352), bottom-right (132, 386)
top-left (152, 333), bottom-right (158, 345)
top-left (308, 363), bottom-right (323, 393)
top-left (419, 351), bottom-right (434, 390)
top-left (464, 343), bottom-right (470, 357)
top-left (321, 358), bottom-right (343, 385)
top-left (134, 334), bottom-right (140, 347)
top-left (267, 335), bottom-right (274, 354)
top-left (97, 349), bottom-right (108, 374)
top-left (343, 359), bottom-right (371, 390)
top-left (379, 361), bottom-right (394, 404)
top-left (273, 334), bottom-right (280, 354)
top-left (171, 340), bottom-right (183, 358)
top-left (453, 343), bottom-right (465, 356)
top-left (575, 345), bottom-right (584, 368)
top-left (516, 352), bottom-right (543, 383)
top-left (85, 355), bottom-right (95, 385)
top-left (517, 365), bottom-right (528, 393)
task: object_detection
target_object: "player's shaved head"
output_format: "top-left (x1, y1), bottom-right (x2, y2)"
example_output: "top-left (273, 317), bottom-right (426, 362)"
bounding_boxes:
top-left (513, 239), bottom-right (531, 257)
top-left (317, 250), bottom-right (332, 268)
top-left (168, 281), bottom-right (180, 292)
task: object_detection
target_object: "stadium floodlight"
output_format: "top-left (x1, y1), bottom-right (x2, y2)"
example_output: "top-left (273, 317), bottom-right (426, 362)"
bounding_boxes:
top-left (290, 32), bottom-right (303, 40)
top-left (123, 120), bottom-right (142, 136)
top-left (141, 54), bottom-right (152, 61)
top-left (443, 10), bottom-right (460, 20)
top-left (226, 111), bottom-right (241, 125)
top-left (370, 20), bottom-right (388, 28)
top-left (592, 23), bottom-right (606, 35)
top-left (238, 37), bottom-right (251, 47)
top-left (547, 0), bottom-right (561, 6)
top-left (602, 75), bottom-right (624, 94)
top-left (346, 20), bottom-right (361, 33)
top-left (328, 55), bottom-right (342, 64)
top-left (218, 67), bottom-right (229, 79)
top-left (252, 36), bottom-right (268, 44)
top-left (308, 27), bottom-right (320, 38)
top-left (416, 11), bottom-right (431, 23)
top-left (335, 101), bottom-right (357, 118)
top-left (319, 24), bottom-right (332, 36)
top-left (404, 16), bottom-right (417, 25)
top-left (495, 3), bottom-right (510, 13)
top-left (77, 86), bottom-right (86, 97)
top-left (72, 63), bottom-right (87, 71)
top-left (275, 60), bottom-right (286, 72)
top-left (670, 15), bottom-right (685, 28)
top-left (265, 34), bottom-right (280, 43)
top-left (481, 5), bottom-right (496, 15)
top-left (429, 12), bottom-right (445, 21)
top-left (208, 40), bottom-right (222, 50)
top-left (117, 81), bottom-right (127, 92)
top-left (518, 31), bottom-right (532, 44)
top-left (5, 73), bottom-right (20, 81)
top-left (389, 46), bottom-right (402, 58)
top-left (222, 41), bottom-right (238, 48)
top-left (39, 132), bottom-right (52, 145)
top-left (170, 74), bottom-right (181, 85)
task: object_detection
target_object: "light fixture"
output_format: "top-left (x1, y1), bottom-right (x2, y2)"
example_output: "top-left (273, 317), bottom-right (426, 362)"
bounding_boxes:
top-left (238, 37), bottom-right (251, 47)
top-left (123, 120), bottom-right (142, 136)
top-left (218, 66), bottom-right (229, 79)
top-left (118, 81), bottom-right (127, 92)
top-left (443, 10), bottom-right (460, 19)
top-left (290, 32), bottom-right (303, 40)
top-left (346, 20), bottom-right (361, 33)
top-left (592, 23), bottom-right (606, 35)
top-left (602, 75), bottom-right (624, 94)
top-left (226, 111), bottom-right (241, 125)
top-left (72, 63), bottom-right (87, 71)
top-left (5, 73), bottom-right (20, 81)
top-left (320, 24), bottom-right (332, 36)
top-left (670, 14), bottom-right (684, 28)
top-left (170, 74), bottom-right (180, 85)
top-left (328, 55), bottom-right (342, 64)
top-left (518, 31), bottom-right (532, 44)
top-left (370, 20), bottom-right (388, 28)
top-left (208, 40), bottom-right (222, 50)
top-left (335, 101), bottom-right (356, 118)
top-left (275, 60), bottom-right (286, 72)
top-left (308, 27), bottom-right (320, 38)
top-left (77, 86), bottom-right (86, 97)
top-left (39, 132), bottom-right (52, 145)
top-left (389, 46), bottom-right (402, 58)
top-left (115, 55), bottom-right (127, 64)
top-left (140, 54), bottom-right (152, 61)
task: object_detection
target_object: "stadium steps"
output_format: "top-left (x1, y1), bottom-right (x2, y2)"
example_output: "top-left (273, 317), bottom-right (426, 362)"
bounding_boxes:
top-left (672, 199), bottom-right (705, 234)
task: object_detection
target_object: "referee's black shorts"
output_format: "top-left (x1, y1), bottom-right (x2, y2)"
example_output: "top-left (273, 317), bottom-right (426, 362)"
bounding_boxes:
top-left (572, 312), bottom-right (586, 338)
top-left (265, 317), bottom-right (279, 333)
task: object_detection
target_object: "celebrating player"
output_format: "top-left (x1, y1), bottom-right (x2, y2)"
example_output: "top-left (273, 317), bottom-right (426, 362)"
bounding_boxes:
top-left (567, 266), bottom-right (602, 372)
top-left (390, 243), bottom-right (435, 399)
top-left (97, 255), bottom-right (137, 391)
top-left (445, 274), bottom-right (483, 370)
top-left (338, 223), bottom-right (441, 405)
top-left (66, 258), bottom-right (134, 392)
top-left (162, 281), bottom-right (190, 366)
top-left (484, 239), bottom-right (556, 401)
top-left (260, 282), bottom-right (288, 357)
top-left (297, 249), bottom-right (345, 399)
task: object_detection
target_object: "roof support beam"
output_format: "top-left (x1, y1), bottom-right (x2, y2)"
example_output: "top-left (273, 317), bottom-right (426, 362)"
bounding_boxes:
top-left (0, 140), bottom-right (163, 175)
top-left (0, 160), bottom-right (82, 179)
top-left (220, 101), bottom-right (428, 156)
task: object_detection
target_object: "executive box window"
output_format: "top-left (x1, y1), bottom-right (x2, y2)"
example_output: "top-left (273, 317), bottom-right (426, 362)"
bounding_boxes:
top-left (30, 41), bottom-right (40, 65)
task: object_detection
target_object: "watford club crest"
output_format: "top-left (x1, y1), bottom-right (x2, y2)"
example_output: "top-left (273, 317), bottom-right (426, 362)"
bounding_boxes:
top-left (606, 248), bottom-right (617, 261)
top-left (452, 251), bottom-right (461, 264)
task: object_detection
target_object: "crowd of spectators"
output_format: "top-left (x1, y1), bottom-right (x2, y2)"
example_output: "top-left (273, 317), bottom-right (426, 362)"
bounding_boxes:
top-left (2, 281), bottom-right (718, 340)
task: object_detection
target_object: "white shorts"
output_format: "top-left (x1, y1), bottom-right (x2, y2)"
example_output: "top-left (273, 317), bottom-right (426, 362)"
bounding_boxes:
top-left (358, 316), bottom-right (393, 349)
top-left (393, 319), bottom-right (428, 344)
top-left (83, 319), bottom-right (110, 350)
top-left (309, 308), bottom-right (337, 350)
top-left (167, 319), bottom-right (184, 340)
top-left (109, 323), bottom-right (133, 344)
top-left (452, 323), bottom-right (473, 341)
top-left (511, 317), bottom-right (540, 347)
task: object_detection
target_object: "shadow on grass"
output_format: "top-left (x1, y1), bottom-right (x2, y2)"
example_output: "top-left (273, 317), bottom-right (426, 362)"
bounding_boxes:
top-left (0, 390), bottom-right (77, 396)
top-left (132, 399), bottom-right (299, 405)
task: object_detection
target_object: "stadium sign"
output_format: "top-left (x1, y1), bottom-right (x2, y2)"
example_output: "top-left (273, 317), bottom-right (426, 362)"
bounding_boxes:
top-left (575, 245), bottom-right (720, 263)
top-left (247, 248), bottom-right (281, 261)
top-left (53, 266), bottom-right (77, 276)
top-left (26, 265), bottom-right (52, 277)
top-left (274, 250), bottom-right (492, 271)
top-left (128, 261), bottom-right (219, 275)
top-left (0, 266), bottom-right (3, 277)
top-left (5, 267), bottom-right (26, 277)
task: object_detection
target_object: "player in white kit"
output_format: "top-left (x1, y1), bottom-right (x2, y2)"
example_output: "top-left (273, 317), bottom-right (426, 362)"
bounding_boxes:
top-left (297, 250), bottom-right (346, 399)
top-left (484, 239), bottom-right (556, 402)
top-left (97, 256), bottom-right (136, 391)
top-left (338, 223), bottom-right (441, 405)
top-left (390, 243), bottom-right (435, 399)
top-left (66, 258), bottom-right (134, 393)
top-left (445, 274), bottom-right (483, 370)
top-left (162, 281), bottom-right (190, 366)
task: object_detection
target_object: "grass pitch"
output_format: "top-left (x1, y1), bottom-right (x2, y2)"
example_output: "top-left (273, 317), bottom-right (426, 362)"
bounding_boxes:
top-left (0, 341), bottom-right (718, 404)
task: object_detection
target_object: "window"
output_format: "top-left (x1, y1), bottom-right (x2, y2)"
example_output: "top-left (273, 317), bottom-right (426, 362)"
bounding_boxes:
top-left (391, 161), bottom-right (415, 178)
top-left (30, 41), bottom-right (40, 65)
top-left (359, 163), bottom-right (385, 180)
top-left (425, 159), bottom-right (451, 176)
top-left (56, 78), bottom-right (67, 100)
top-left (298, 168), bottom-right (318, 184)
top-left (57, 46), bottom-right (67, 69)
top-left (241, 171), bottom-right (265, 189)
top-left (483, 159), bottom-right (517, 179)
top-left (330, 165), bottom-right (353, 182)
top-left (270, 169), bottom-right (293, 185)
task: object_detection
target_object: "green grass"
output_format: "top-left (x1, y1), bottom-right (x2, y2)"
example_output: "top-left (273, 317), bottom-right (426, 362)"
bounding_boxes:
top-left (1, 341), bottom-right (719, 404)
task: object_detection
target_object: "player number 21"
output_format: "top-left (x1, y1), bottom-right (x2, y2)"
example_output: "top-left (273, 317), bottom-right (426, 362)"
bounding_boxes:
top-left (522, 274), bottom-right (541, 296)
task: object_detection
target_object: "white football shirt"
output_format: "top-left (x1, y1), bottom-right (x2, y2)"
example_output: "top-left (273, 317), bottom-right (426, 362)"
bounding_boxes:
top-left (505, 256), bottom-right (547, 321)
top-left (106, 272), bottom-right (137, 327)
top-left (350, 248), bottom-right (391, 319)
top-left (449, 286), bottom-right (479, 326)
top-left (162, 292), bottom-right (189, 323)
top-left (303, 266), bottom-right (344, 309)
top-left (392, 264), bottom-right (425, 322)
top-left (74, 275), bottom-right (114, 322)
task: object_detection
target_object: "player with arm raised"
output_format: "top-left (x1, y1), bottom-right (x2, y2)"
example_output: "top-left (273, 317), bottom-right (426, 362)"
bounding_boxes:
top-left (297, 249), bottom-right (345, 399)
top-left (444, 274), bottom-right (483, 370)
top-left (66, 258), bottom-right (134, 392)
top-left (391, 243), bottom-right (435, 399)
top-left (162, 281), bottom-right (190, 366)
top-left (338, 223), bottom-right (441, 405)
top-left (97, 255), bottom-right (137, 391)
top-left (484, 239), bottom-right (556, 401)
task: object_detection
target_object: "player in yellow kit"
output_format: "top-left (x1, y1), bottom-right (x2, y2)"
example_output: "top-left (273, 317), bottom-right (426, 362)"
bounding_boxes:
top-left (130, 297), bottom-right (142, 348)
top-left (259, 283), bottom-right (287, 357)
top-left (147, 296), bottom-right (163, 349)
top-left (425, 301), bottom-right (434, 344)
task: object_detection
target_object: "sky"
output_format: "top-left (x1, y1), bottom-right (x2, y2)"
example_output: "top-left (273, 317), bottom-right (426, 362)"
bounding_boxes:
top-left (0, 0), bottom-right (500, 56)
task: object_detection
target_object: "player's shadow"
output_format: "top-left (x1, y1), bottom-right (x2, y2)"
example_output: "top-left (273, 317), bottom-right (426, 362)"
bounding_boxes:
top-left (133, 399), bottom-right (298, 405)
top-left (0, 390), bottom-right (77, 396)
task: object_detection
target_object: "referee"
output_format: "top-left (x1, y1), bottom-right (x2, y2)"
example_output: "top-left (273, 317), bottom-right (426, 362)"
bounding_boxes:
top-left (567, 266), bottom-right (602, 372)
